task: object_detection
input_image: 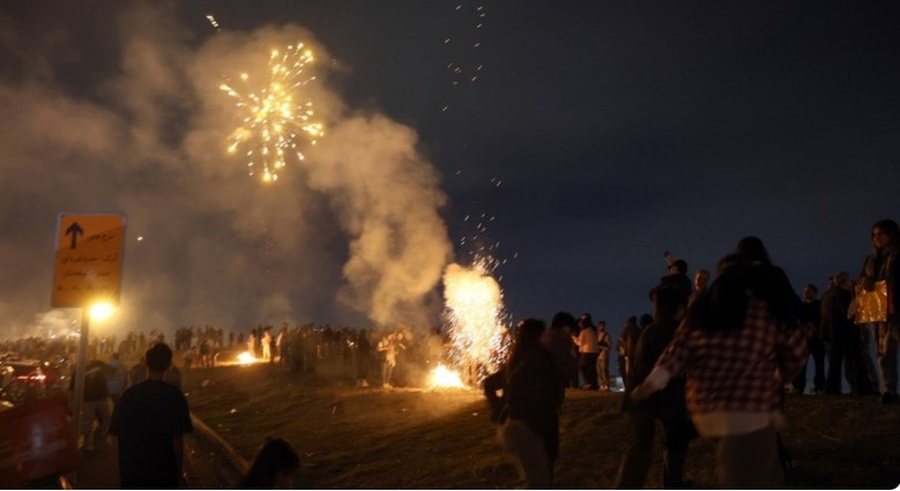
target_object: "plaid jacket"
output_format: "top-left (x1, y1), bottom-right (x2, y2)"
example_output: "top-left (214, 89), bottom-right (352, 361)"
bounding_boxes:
top-left (654, 300), bottom-right (812, 415)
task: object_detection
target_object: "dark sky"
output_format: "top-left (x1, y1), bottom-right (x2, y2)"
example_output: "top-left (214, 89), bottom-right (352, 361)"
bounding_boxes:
top-left (2, 1), bottom-right (899, 338)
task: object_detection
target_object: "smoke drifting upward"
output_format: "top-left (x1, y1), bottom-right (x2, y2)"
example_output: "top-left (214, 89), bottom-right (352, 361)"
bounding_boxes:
top-left (0, 3), bottom-right (451, 336)
top-left (310, 116), bottom-right (452, 327)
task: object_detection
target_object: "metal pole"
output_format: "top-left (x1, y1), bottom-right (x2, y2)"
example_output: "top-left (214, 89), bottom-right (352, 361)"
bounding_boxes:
top-left (72, 307), bottom-right (89, 445)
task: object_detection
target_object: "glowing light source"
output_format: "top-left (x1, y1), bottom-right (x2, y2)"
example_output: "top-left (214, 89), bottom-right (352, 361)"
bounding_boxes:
top-left (427, 364), bottom-right (468, 389)
top-left (220, 42), bottom-right (324, 183)
top-left (237, 351), bottom-right (257, 365)
top-left (88, 302), bottom-right (116, 322)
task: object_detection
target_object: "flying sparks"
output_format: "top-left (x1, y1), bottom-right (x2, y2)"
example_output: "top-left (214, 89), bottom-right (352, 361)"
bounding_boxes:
top-left (440, 258), bottom-right (509, 383)
top-left (205, 14), bottom-right (221, 30)
top-left (220, 43), bottom-right (324, 183)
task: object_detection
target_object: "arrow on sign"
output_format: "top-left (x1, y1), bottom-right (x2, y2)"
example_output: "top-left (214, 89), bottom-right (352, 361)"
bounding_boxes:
top-left (65, 222), bottom-right (84, 250)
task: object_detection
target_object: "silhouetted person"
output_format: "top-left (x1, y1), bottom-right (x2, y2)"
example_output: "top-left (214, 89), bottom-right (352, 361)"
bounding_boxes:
top-left (661, 252), bottom-right (692, 306)
top-left (633, 240), bottom-right (809, 488)
top-left (617, 316), bottom-right (640, 388)
top-left (239, 438), bottom-right (301, 488)
top-left (484, 319), bottom-right (561, 488)
top-left (110, 343), bottom-right (192, 488)
top-left (689, 269), bottom-right (710, 306)
top-left (616, 285), bottom-right (696, 488)
top-left (574, 314), bottom-right (599, 389)
top-left (596, 321), bottom-right (611, 390)
top-left (822, 272), bottom-right (875, 395)
top-left (793, 284), bottom-right (825, 394)
top-left (542, 311), bottom-right (577, 398)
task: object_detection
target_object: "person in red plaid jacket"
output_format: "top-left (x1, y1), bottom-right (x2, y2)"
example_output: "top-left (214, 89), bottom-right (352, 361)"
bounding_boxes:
top-left (632, 238), bottom-right (811, 488)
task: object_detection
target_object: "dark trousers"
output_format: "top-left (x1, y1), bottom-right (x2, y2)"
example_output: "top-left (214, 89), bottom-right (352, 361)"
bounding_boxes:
top-left (827, 329), bottom-right (877, 395)
top-left (615, 410), bottom-right (697, 488)
top-left (875, 322), bottom-right (899, 395)
top-left (794, 337), bottom-right (826, 393)
top-left (578, 352), bottom-right (599, 388)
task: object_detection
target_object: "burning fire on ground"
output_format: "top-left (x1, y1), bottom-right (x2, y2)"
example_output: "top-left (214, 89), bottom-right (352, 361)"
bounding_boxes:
top-left (237, 351), bottom-right (258, 365)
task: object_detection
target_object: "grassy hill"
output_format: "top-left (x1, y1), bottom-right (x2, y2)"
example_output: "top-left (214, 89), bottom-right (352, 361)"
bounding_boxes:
top-left (184, 363), bottom-right (900, 488)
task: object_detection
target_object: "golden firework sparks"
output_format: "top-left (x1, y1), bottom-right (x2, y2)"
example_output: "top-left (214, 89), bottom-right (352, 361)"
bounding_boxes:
top-left (440, 257), bottom-right (509, 383)
top-left (220, 43), bottom-right (324, 183)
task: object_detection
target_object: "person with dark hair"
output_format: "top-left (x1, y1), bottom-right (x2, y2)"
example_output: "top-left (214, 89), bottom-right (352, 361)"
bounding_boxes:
top-left (542, 312), bottom-right (578, 396)
top-left (574, 314), bottom-right (600, 390)
top-left (639, 314), bottom-right (653, 330)
top-left (110, 343), bottom-right (193, 488)
top-left (689, 269), bottom-right (710, 306)
top-left (793, 284), bottom-right (825, 395)
top-left (632, 241), bottom-right (810, 488)
top-left (858, 218), bottom-right (900, 404)
top-left (661, 252), bottom-right (693, 306)
top-left (483, 319), bottom-right (561, 488)
top-left (616, 286), bottom-right (697, 488)
top-left (239, 437), bottom-right (301, 488)
top-left (733, 236), bottom-right (803, 324)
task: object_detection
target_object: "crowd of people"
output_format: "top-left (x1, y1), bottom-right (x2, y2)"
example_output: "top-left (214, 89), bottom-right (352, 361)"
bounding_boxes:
top-left (3, 218), bottom-right (898, 488)
top-left (483, 218), bottom-right (900, 488)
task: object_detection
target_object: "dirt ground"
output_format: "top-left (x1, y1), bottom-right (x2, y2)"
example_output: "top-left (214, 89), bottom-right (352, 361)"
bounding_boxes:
top-left (184, 361), bottom-right (900, 489)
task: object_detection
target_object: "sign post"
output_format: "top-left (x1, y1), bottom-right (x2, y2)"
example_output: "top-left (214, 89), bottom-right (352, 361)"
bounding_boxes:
top-left (51, 213), bottom-right (126, 443)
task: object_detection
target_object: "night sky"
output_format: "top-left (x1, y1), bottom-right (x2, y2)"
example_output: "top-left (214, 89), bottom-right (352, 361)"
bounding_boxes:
top-left (1, 1), bottom-right (899, 339)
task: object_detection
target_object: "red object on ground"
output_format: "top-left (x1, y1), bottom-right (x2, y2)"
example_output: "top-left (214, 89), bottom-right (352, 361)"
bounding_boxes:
top-left (0, 394), bottom-right (82, 487)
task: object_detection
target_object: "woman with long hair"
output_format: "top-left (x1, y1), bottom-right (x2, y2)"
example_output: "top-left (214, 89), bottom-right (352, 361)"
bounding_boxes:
top-left (632, 238), bottom-right (810, 487)
top-left (859, 219), bottom-right (900, 404)
top-left (483, 319), bottom-right (561, 488)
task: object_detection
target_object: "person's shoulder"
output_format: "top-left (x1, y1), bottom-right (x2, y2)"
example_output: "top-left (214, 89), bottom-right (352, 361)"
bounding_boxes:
top-left (640, 319), bottom-right (679, 340)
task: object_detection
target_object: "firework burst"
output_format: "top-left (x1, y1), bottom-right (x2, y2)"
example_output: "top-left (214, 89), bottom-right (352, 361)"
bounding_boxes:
top-left (441, 257), bottom-right (510, 383)
top-left (219, 43), bottom-right (324, 183)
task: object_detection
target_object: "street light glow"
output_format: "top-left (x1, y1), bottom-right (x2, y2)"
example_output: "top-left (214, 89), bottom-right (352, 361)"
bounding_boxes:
top-left (89, 302), bottom-right (116, 322)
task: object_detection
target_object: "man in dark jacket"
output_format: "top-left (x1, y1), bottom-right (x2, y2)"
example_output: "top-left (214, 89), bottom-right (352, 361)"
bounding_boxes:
top-left (615, 285), bottom-right (696, 488)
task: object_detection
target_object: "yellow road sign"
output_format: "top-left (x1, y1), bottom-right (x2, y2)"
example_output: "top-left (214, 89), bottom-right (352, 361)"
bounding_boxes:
top-left (51, 213), bottom-right (126, 308)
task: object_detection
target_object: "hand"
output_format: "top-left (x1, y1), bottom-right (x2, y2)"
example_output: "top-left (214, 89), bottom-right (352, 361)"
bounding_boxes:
top-left (630, 382), bottom-right (655, 402)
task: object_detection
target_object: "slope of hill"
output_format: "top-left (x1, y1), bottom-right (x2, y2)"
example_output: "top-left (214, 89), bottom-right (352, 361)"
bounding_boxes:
top-left (184, 364), bottom-right (900, 488)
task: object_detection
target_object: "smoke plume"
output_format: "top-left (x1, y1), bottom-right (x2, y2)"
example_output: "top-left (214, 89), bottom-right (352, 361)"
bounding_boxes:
top-left (0, 2), bottom-right (451, 337)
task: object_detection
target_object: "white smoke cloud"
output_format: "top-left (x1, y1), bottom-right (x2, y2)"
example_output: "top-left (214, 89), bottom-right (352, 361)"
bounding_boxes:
top-left (0, 2), bottom-right (451, 338)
